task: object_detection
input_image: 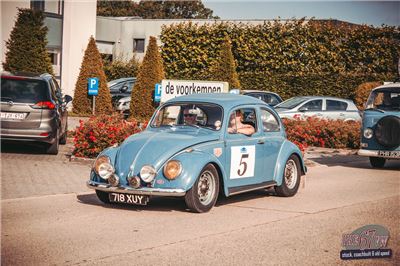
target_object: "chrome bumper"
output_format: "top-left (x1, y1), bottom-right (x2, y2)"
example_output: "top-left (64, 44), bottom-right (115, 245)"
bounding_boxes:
top-left (358, 149), bottom-right (400, 159)
top-left (87, 180), bottom-right (186, 197)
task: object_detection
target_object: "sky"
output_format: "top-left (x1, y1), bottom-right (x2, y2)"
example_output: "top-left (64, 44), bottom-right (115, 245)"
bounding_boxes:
top-left (203, 1), bottom-right (400, 27)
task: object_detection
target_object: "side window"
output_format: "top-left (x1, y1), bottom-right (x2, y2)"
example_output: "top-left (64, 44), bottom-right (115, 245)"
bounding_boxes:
top-left (48, 80), bottom-right (57, 101)
top-left (326, 100), bottom-right (348, 111)
top-left (228, 108), bottom-right (257, 135)
top-left (301, 100), bottom-right (322, 111)
top-left (269, 95), bottom-right (280, 106)
top-left (260, 109), bottom-right (280, 132)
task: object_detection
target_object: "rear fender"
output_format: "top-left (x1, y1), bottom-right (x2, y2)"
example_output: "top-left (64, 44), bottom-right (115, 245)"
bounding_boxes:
top-left (274, 141), bottom-right (306, 186)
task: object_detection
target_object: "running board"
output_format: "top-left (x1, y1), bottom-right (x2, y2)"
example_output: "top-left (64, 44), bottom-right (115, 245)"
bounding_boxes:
top-left (228, 181), bottom-right (277, 196)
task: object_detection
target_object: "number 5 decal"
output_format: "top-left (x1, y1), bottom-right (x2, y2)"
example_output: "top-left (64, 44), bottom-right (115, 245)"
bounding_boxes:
top-left (230, 146), bottom-right (255, 179)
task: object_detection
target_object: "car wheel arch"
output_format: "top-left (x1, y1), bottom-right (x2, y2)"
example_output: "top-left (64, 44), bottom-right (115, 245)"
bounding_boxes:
top-left (274, 142), bottom-right (306, 186)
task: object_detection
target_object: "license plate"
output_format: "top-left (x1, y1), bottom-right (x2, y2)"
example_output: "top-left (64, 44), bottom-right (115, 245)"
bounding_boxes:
top-left (109, 193), bottom-right (149, 205)
top-left (378, 151), bottom-right (400, 158)
top-left (0, 112), bottom-right (26, 120)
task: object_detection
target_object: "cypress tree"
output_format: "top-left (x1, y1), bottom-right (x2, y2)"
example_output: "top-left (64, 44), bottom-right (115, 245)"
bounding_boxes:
top-left (208, 36), bottom-right (241, 89)
top-left (3, 8), bottom-right (53, 74)
top-left (130, 36), bottom-right (165, 121)
top-left (72, 36), bottom-right (113, 115)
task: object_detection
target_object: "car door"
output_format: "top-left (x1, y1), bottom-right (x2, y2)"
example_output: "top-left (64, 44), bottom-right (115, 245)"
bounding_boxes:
top-left (297, 99), bottom-right (323, 119)
top-left (259, 108), bottom-right (285, 180)
top-left (325, 99), bottom-right (348, 120)
top-left (224, 106), bottom-right (266, 188)
top-left (51, 78), bottom-right (67, 133)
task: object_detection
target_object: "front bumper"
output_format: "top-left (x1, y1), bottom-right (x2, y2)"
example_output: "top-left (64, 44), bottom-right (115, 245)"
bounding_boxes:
top-left (358, 149), bottom-right (400, 159)
top-left (87, 180), bottom-right (186, 197)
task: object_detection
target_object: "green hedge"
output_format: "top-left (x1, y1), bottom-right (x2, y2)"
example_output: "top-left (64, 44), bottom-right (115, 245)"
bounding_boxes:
top-left (160, 20), bottom-right (399, 99)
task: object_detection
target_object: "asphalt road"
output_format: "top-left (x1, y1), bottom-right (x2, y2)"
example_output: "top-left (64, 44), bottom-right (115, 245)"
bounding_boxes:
top-left (1, 142), bottom-right (399, 265)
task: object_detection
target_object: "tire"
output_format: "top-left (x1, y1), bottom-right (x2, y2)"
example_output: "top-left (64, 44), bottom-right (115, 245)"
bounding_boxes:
top-left (275, 155), bottom-right (301, 197)
top-left (96, 190), bottom-right (111, 204)
top-left (59, 121), bottom-right (67, 145)
top-left (47, 130), bottom-right (59, 155)
top-left (185, 164), bottom-right (219, 213)
top-left (369, 157), bottom-right (386, 168)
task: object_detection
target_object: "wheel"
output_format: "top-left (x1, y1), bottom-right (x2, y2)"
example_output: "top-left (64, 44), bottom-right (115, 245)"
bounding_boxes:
top-left (369, 157), bottom-right (386, 168)
top-left (47, 130), bottom-right (59, 155)
top-left (275, 155), bottom-right (301, 197)
top-left (59, 121), bottom-right (67, 145)
top-left (96, 190), bottom-right (110, 204)
top-left (184, 164), bottom-right (219, 213)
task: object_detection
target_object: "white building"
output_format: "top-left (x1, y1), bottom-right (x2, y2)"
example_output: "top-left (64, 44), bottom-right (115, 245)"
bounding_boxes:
top-left (1, 0), bottom-right (97, 97)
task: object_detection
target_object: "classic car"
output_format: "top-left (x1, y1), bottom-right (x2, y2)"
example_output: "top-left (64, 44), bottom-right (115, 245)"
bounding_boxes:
top-left (358, 83), bottom-right (400, 167)
top-left (87, 93), bottom-right (307, 213)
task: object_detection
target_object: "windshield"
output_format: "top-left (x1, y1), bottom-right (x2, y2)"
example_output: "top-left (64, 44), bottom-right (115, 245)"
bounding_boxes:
top-left (275, 97), bottom-right (307, 109)
top-left (366, 89), bottom-right (400, 111)
top-left (151, 103), bottom-right (223, 131)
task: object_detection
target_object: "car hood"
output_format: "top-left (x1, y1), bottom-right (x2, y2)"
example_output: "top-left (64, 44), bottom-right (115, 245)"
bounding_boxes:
top-left (114, 128), bottom-right (219, 178)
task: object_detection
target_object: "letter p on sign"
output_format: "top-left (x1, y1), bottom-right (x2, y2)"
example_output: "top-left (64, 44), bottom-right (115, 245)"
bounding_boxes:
top-left (88, 78), bottom-right (99, 96)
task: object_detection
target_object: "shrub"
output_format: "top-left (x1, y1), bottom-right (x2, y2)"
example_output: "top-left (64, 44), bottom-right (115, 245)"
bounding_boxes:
top-left (130, 36), bottom-right (165, 121)
top-left (208, 36), bottom-right (241, 88)
top-left (3, 8), bottom-right (53, 74)
top-left (73, 114), bottom-right (144, 158)
top-left (283, 117), bottom-right (361, 152)
top-left (354, 81), bottom-right (382, 110)
top-left (104, 55), bottom-right (140, 81)
top-left (73, 36), bottom-right (113, 115)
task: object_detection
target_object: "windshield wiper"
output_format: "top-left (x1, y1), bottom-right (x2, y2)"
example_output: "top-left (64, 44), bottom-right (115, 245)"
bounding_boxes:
top-left (365, 108), bottom-right (385, 113)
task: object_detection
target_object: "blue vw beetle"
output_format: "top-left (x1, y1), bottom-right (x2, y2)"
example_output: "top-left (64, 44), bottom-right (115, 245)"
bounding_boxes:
top-left (87, 93), bottom-right (306, 212)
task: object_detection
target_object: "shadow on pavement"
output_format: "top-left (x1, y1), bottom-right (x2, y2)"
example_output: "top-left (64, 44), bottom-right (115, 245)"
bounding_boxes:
top-left (308, 153), bottom-right (400, 170)
top-left (1, 141), bottom-right (47, 154)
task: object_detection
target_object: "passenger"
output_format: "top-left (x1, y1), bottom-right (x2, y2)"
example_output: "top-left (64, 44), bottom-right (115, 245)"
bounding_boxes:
top-left (183, 108), bottom-right (198, 125)
top-left (228, 110), bottom-right (255, 136)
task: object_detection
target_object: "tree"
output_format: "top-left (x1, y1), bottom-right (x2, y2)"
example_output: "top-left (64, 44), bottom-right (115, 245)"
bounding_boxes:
top-left (130, 36), bottom-right (165, 121)
top-left (97, 0), bottom-right (219, 19)
top-left (3, 8), bottom-right (53, 74)
top-left (209, 36), bottom-right (241, 88)
top-left (72, 36), bottom-right (113, 115)
top-left (103, 54), bottom-right (140, 81)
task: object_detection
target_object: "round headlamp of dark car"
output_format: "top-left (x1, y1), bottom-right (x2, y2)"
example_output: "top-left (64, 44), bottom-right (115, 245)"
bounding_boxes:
top-left (363, 128), bottom-right (373, 139)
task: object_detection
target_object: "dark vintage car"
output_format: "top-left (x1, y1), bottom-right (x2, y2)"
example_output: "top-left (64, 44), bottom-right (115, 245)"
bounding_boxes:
top-left (108, 77), bottom-right (136, 107)
top-left (87, 93), bottom-right (306, 213)
top-left (1, 72), bottom-right (72, 154)
top-left (358, 83), bottom-right (400, 167)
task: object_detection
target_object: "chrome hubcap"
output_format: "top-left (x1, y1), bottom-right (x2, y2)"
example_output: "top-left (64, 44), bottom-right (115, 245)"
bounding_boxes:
top-left (284, 159), bottom-right (298, 190)
top-left (197, 170), bottom-right (215, 206)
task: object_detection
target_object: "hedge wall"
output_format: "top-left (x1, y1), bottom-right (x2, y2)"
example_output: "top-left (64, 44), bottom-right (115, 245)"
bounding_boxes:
top-left (160, 20), bottom-right (399, 99)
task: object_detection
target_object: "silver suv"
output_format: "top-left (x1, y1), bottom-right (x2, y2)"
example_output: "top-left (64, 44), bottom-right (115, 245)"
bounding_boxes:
top-left (1, 72), bottom-right (72, 154)
top-left (274, 96), bottom-right (361, 121)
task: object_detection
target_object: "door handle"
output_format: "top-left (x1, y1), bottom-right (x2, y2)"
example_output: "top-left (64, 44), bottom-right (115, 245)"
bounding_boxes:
top-left (257, 139), bottom-right (265, 144)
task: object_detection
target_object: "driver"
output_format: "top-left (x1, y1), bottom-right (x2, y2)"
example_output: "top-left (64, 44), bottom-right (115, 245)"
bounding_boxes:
top-left (183, 108), bottom-right (198, 125)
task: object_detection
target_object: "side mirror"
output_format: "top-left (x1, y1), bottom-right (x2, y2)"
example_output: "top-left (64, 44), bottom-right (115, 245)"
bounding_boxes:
top-left (298, 106), bottom-right (308, 112)
top-left (120, 85), bottom-right (128, 93)
top-left (64, 94), bottom-right (73, 104)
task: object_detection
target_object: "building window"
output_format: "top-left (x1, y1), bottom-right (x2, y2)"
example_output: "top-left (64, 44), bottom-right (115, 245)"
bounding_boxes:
top-left (31, 0), bottom-right (45, 11)
top-left (133, 39), bottom-right (145, 53)
top-left (48, 52), bottom-right (58, 65)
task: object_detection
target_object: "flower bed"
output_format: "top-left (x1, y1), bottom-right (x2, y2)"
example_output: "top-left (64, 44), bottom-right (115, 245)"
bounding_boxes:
top-left (73, 114), bottom-right (144, 158)
top-left (283, 117), bottom-right (361, 152)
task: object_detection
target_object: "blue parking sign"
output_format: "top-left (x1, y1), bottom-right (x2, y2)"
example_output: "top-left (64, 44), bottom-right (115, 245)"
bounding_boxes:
top-left (88, 78), bottom-right (99, 96)
top-left (154, 83), bottom-right (162, 102)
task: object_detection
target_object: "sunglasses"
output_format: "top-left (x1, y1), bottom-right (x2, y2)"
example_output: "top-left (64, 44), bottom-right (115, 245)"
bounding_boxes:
top-left (184, 114), bottom-right (195, 117)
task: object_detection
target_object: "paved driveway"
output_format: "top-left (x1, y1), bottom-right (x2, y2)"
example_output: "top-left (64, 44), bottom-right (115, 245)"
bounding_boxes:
top-left (1, 132), bottom-right (399, 265)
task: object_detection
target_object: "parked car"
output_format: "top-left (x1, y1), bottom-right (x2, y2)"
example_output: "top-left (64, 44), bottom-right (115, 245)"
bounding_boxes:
top-left (115, 96), bottom-right (131, 116)
top-left (108, 77), bottom-right (136, 107)
top-left (1, 72), bottom-right (72, 154)
top-left (87, 93), bottom-right (306, 213)
top-left (241, 90), bottom-right (283, 107)
top-left (274, 96), bottom-right (361, 121)
top-left (358, 83), bottom-right (400, 168)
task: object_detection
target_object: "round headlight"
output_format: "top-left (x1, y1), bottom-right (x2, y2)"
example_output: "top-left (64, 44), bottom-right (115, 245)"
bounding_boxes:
top-left (94, 155), bottom-right (114, 180)
top-left (363, 128), bottom-right (373, 139)
top-left (140, 165), bottom-right (156, 183)
top-left (163, 160), bottom-right (182, 180)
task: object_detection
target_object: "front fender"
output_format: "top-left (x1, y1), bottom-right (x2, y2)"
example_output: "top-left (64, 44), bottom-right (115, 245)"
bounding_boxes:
top-left (152, 150), bottom-right (226, 193)
top-left (90, 146), bottom-right (119, 183)
top-left (274, 140), bottom-right (306, 186)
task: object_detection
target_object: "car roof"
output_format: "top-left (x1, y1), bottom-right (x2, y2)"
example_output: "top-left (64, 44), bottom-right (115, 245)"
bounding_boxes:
top-left (288, 96), bottom-right (355, 103)
top-left (241, 90), bottom-right (279, 95)
top-left (372, 82), bottom-right (400, 91)
top-left (1, 71), bottom-right (52, 80)
top-left (167, 93), bottom-right (267, 110)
